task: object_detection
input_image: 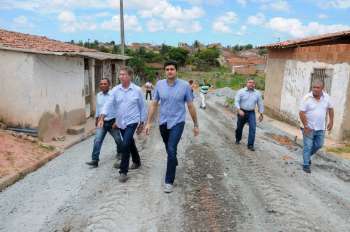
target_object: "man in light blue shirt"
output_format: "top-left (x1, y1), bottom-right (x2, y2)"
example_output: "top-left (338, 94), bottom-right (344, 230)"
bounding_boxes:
top-left (86, 78), bottom-right (122, 168)
top-left (145, 60), bottom-right (199, 193)
top-left (99, 67), bottom-right (146, 183)
top-left (234, 79), bottom-right (264, 151)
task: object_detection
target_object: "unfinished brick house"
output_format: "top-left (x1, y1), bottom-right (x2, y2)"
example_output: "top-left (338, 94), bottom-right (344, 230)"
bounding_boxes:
top-left (262, 30), bottom-right (350, 141)
top-left (0, 29), bottom-right (128, 141)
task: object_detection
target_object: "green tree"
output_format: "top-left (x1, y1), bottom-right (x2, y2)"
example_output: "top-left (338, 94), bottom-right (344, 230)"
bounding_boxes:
top-left (168, 47), bottom-right (189, 66)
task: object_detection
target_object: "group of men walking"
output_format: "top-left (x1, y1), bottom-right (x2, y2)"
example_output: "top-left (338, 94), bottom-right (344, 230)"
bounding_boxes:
top-left (86, 61), bottom-right (199, 193)
top-left (86, 60), bottom-right (334, 194)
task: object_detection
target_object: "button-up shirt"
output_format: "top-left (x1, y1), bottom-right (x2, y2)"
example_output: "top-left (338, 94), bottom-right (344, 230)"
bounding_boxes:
top-left (299, 91), bottom-right (333, 130)
top-left (154, 78), bottom-right (194, 129)
top-left (235, 87), bottom-right (264, 113)
top-left (95, 91), bottom-right (115, 121)
top-left (102, 83), bottom-right (147, 129)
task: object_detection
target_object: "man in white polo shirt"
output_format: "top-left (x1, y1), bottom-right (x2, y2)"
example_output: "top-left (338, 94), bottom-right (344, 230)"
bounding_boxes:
top-left (299, 80), bottom-right (334, 173)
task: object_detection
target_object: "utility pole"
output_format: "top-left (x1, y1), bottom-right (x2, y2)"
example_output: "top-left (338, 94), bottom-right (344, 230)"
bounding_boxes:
top-left (120, 0), bottom-right (125, 56)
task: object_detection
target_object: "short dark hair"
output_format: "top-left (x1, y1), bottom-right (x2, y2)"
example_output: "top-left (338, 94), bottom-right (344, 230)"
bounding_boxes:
top-left (120, 66), bottom-right (134, 77)
top-left (100, 78), bottom-right (110, 85)
top-left (164, 60), bottom-right (178, 70)
top-left (189, 80), bottom-right (193, 84)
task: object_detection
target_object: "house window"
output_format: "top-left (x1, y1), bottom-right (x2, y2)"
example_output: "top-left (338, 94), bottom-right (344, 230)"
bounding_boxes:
top-left (310, 68), bottom-right (333, 94)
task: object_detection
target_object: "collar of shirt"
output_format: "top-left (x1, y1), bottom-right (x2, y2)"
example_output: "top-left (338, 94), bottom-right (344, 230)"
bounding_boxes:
top-left (244, 87), bottom-right (255, 92)
top-left (117, 83), bottom-right (135, 91)
top-left (306, 91), bottom-right (326, 100)
top-left (98, 90), bottom-right (110, 96)
top-left (166, 78), bottom-right (178, 87)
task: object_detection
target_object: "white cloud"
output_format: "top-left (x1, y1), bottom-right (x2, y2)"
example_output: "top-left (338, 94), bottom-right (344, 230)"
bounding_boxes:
top-left (318, 14), bottom-right (329, 19)
top-left (236, 25), bottom-right (247, 36)
top-left (101, 15), bottom-right (143, 32)
top-left (236, 0), bottom-right (247, 6)
top-left (169, 20), bottom-right (202, 33)
top-left (146, 19), bottom-right (164, 32)
top-left (247, 13), bottom-right (265, 25)
top-left (137, 1), bottom-right (204, 33)
top-left (322, 0), bottom-right (350, 9)
top-left (13, 15), bottom-right (34, 28)
top-left (212, 11), bottom-right (238, 33)
top-left (139, 4), bottom-right (204, 20)
top-left (58, 11), bottom-right (97, 33)
top-left (262, 0), bottom-right (290, 12)
top-left (266, 17), bottom-right (350, 38)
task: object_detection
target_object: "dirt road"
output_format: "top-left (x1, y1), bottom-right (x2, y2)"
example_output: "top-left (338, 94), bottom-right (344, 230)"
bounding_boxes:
top-left (1, 92), bottom-right (349, 232)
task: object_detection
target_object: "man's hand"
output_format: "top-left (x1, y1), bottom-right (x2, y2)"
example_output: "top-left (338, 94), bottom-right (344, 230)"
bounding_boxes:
top-left (238, 109), bottom-right (245, 117)
top-left (304, 127), bottom-right (312, 136)
top-left (258, 113), bottom-right (263, 122)
top-left (327, 121), bottom-right (333, 132)
top-left (137, 123), bottom-right (144, 135)
top-left (97, 119), bottom-right (104, 128)
top-left (112, 123), bottom-right (118, 129)
top-left (193, 127), bottom-right (199, 136)
top-left (145, 123), bottom-right (152, 135)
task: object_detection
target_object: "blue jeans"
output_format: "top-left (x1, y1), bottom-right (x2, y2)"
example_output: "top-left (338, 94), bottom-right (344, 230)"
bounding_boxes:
top-left (302, 129), bottom-right (325, 166)
top-left (92, 119), bottom-right (122, 161)
top-left (235, 110), bottom-right (256, 147)
top-left (119, 123), bottom-right (141, 174)
top-left (159, 122), bottom-right (185, 184)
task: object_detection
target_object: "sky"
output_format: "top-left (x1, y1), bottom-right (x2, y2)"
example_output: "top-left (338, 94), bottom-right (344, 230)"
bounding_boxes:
top-left (0, 0), bottom-right (349, 46)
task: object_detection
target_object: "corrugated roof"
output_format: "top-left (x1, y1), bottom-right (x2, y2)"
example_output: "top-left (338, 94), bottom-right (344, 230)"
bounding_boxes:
top-left (261, 30), bottom-right (350, 49)
top-left (0, 29), bottom-right (129, 60)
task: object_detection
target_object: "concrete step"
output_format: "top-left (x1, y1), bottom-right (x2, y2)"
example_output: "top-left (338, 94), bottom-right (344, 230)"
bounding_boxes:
top-left (67, 125), bottom-right (85, 135)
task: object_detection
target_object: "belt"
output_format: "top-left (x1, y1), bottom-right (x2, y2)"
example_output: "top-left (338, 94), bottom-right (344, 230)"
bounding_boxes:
top-left (241, 109), bottom-right (255, 112)
top-left (104, 118), bottom-right (115, 123)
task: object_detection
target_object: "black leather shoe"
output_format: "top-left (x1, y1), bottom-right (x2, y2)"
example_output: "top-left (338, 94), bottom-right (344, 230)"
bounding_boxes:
top-left (303, 165), bottom-right (311, 173)
top-left (86, 160), bottom-right (98, 168)
top-left (130, 163), bottom-right (141, 170)
top-left (248, 146), bottom-right (255, 151)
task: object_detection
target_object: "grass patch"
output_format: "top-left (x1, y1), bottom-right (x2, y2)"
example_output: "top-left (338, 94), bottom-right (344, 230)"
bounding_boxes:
top-left (225, 97), bottom-right (235, 108)
top-left (326, 145), bottom-right (350, 154)
top-left (179, 70), bottom-right (265, 90)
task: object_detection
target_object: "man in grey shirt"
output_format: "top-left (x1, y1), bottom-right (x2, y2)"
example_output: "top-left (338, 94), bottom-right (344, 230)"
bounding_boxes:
top-left (234, 79), bottom-right (264, 151)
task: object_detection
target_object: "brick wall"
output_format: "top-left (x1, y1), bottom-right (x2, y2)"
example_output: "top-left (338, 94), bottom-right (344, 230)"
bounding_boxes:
top-left (268, 44), bottom-right (350, 64)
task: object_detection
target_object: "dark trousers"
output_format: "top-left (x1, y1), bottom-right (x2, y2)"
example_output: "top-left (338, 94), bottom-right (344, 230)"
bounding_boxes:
top-left (92, 119), bottom-right (122, 161)
top-left (146, 90), bottom-right (152, 100)
top-left (119, 123), bottom-right (141, 174)
top-left (235, 110), bottom-right (256, 147)
top-left (159, 122), bottom-right (185, 184)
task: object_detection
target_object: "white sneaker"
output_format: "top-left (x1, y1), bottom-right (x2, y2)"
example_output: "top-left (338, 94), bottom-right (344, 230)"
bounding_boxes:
top-left (164, 183), bottom-right (173, 193)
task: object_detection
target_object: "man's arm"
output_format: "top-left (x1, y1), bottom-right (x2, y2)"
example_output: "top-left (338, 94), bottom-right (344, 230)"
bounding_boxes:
top-left (98, 92), bottom-right (115, 127)
top-left (327, 108), bottom-right (334, 131)
top-left (257, 92), bottom-right (264, 122)
top-left (299, 111), bottom-right (311, 135)
top-left (145, 101), bottom-right (158, 135)
top-left (187, 101), bottom-right (199, 136)
top-left (235, 90), bottom-right (244, 117)
top-left (137, 90), bottom-right (147, 134)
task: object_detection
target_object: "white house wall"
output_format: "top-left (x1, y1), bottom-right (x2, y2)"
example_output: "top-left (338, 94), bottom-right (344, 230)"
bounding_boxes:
top-left (0, 50), bottom-right (85, 129)
top-left (280, 60), bottom-right (350, 140)
top-left (0, 50), bottom-right (35, 126)
top-left (32, 54), bottom-right (85, 127)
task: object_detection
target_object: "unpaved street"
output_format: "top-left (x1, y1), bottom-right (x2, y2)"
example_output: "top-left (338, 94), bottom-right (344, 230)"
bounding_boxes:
top-left (1, 92), bottom-right (350, 232)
